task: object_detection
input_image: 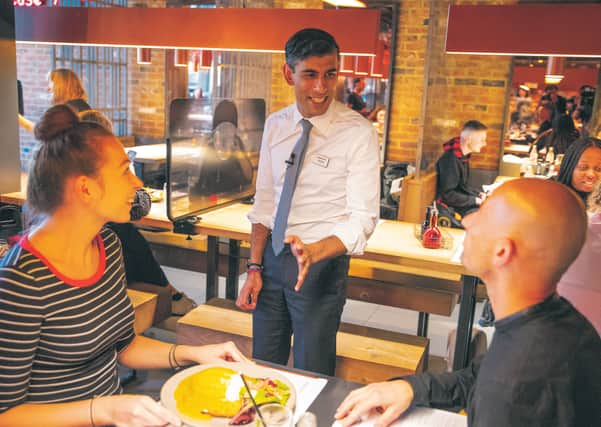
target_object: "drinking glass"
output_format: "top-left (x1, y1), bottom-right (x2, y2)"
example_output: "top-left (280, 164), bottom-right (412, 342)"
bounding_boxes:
top-left (255, 403), bottom-right (293, 427)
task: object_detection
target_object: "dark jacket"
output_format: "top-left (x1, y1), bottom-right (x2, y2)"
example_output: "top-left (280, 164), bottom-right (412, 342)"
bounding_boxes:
top-left (404, 295), bottom-right (601, 427)
top-left (436, 137), bottom-right (479, 215)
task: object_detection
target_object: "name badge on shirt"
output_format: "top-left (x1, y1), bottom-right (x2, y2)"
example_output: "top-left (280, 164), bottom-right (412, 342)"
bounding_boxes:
top-left (312, 154), bottom-right (329, 168)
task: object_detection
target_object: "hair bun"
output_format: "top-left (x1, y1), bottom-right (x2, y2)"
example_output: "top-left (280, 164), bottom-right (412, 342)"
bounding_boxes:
top-left (34, 104), bottom-right (79, 142)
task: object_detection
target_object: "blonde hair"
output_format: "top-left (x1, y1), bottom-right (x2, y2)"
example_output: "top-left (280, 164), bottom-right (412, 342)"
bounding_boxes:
top-left (588, 180), bottom-right (601, 214)
top-left (49, 69), bottom-right (87, 105)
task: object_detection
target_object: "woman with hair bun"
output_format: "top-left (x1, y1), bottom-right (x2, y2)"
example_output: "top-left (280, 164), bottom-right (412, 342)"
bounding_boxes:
top-left (0, 105), bottom-right (246, 426)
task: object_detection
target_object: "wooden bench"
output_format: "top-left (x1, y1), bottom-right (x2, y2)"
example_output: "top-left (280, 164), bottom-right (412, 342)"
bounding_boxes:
top-left (177, 298), bottom-right (429, 384)
top-left (127, 289), bottom-right (158, 334)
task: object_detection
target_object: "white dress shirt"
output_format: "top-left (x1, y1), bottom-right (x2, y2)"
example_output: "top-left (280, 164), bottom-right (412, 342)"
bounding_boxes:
top-left (248, 100), bottom-right (380, 255)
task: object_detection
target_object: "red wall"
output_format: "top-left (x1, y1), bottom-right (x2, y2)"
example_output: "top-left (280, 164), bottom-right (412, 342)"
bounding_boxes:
top-left (513, 65), bottom-right (598, 93)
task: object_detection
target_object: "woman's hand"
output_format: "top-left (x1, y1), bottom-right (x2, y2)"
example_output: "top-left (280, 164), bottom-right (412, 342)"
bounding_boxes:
top-left (180, 341), bottom-right (250, 365)
top-left (95, 394), bottom-right (181, 427)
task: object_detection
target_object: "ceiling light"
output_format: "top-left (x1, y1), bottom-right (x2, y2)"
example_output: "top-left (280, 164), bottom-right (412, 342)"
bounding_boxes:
top-left (323, 0), bottom-right (366, 7)
top-left (544, 56), bottom-right (565, 85)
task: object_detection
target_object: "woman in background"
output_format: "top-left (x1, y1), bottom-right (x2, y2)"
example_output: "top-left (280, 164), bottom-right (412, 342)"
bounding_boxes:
top-left (19, 68), bottom-right (90, 132)
top-left (555, 137), bottom-right (601, 333)
top-left (535, 113), bottom-right (579, 154)
top-left (0, 105), bottom-right (245, 426)
top-left (556, 137), bottom-right (601, 203)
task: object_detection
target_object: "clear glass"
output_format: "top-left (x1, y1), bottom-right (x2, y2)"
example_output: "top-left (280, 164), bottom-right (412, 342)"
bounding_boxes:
top-left (255, 403), bottom-right (293, 427)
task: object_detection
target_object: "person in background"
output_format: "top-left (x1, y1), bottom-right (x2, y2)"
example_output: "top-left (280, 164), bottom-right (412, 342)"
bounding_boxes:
top-left (509, 100), bottom-right (533, 129)
top-left (346, 77), bottom-right (369, 116)
top-left (19, 68), bottom-right (90, 132)
top-left (540, 84), bottom-right (567, 116)
top-left (0, 105), bottom-right (246, 426)
top-left (557, 180), bottom-right (601, 335)
top-left (534, 113), bottom-right (579, 154)
top-left (368, 105), bottom-right (386, 137)
top-left (514, 84), bottom-right (531, 104)
top-left (556, 137), bottom-right (601, 204)
top-left (535, 102), bottom-right (554, 136)
top-left (435, 120), bottom-right (488, 217)
top-left (555, 137), bottom-right (601, 334)
top-left (335, 179), bottom-right (600, 427)
top-left (236, 28), bottom-right (380, 376)
top-left (78, 109), bottom-right (197, 317)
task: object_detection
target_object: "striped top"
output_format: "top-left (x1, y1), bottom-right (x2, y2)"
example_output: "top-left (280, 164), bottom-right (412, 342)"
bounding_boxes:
top-left (0, 228), bottom-right (135, 413)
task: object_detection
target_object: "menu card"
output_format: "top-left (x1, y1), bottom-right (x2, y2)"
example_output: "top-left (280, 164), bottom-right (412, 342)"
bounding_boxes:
top-left (332, 407), bottom-right (467, 427)
top-left (275, 370), bottom-right (328, 425)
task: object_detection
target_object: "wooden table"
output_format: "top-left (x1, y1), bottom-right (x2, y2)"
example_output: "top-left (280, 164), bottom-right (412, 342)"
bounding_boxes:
top-left (163, 203), bottom-right (478, 371)
top-left (2, 185), bottom-right (479, 370)
top-left (504, 143), bottom-right (530, 156)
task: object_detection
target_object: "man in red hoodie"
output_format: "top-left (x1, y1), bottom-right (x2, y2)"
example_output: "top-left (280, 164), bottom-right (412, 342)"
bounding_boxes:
top-left (436, 120), bottom-right (488, 217)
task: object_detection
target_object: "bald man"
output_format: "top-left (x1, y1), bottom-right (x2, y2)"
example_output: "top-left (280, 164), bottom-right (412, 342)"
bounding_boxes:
top-left (335, 179), bottom-right (601, 427)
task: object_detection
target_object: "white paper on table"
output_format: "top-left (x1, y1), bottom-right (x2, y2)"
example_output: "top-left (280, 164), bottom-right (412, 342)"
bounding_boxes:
top-left (275, 370), bottom-right (328, 425)
top-left (332, 407), bottom-right (467, 427)
top-left (451, 236), bottom-right (464, 264)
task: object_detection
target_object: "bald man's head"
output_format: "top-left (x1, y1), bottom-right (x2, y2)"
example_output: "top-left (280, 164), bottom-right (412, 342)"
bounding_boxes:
top-left (461, 179), bottom-right (587, 290)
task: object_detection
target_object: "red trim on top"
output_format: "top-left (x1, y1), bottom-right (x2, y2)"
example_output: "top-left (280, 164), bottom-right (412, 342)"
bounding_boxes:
top-left (19, 234), bottom-right (106, 288)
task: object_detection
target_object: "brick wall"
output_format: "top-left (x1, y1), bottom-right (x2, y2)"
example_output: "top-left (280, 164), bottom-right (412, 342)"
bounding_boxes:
top-left (385, 0), bottom-right (429, 165)
top-left (127, 48), bottom-right (167, 140)
top-left (16, 44), bottom-right (54, 169)
top-left (386, 0), bottom-right (516, 171)
top-left (127, 0), bottom-right (167, 141)
top-left (421, 0), bottom-right (515, 171)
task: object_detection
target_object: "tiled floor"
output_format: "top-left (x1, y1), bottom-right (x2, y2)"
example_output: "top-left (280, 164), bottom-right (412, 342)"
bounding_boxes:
top-left (160, 266), bottom-right (495, 364)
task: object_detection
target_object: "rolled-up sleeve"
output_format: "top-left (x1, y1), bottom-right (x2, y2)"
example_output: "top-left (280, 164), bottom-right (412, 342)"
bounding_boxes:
top-left (247, 117), bottom-right (276, 229)
top-left (330, 125), bottom-right (380, 255)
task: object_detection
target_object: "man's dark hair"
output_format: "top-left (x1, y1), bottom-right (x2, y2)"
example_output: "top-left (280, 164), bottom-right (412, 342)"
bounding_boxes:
top-left (462, 120), bottom-right (487, 132)
top-left (285, 28), bottom-right (340, 70)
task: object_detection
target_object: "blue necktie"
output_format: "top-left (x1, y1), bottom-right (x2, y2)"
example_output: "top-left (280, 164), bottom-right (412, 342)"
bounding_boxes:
top-left (271, 119), bottom-right (313, 255)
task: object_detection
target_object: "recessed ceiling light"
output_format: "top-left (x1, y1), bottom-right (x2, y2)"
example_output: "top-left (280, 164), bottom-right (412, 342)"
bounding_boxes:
top-left (323, 0), bottom-right (366, 8)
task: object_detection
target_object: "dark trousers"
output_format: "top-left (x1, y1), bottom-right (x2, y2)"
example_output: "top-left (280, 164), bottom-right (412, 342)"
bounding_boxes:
top-left (252, 237), bottom-right (349, 376)
top-left (106, 223), bottom-right (169, 287)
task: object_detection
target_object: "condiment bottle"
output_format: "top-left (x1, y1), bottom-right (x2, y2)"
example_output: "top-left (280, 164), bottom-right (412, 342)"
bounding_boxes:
top-left (545, 146), bottom-right (555, 164)
top-left (529, 144), bottom-right (538, 164)
top-left (423, 204), bottom-right (442, 249)
top-left (421, 206), bottom-right (432, 238)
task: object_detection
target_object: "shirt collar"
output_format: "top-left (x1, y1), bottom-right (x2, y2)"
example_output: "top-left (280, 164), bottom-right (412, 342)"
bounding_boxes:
top-left (292, 100), bottom-right (337, 137)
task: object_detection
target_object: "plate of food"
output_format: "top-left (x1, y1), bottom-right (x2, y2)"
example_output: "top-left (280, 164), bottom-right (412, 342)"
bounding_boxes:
top-left (160, 362), bottom-right (295, 426)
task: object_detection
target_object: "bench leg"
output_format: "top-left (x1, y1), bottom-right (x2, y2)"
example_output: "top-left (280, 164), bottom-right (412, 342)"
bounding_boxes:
top-left (453, 274), bottom-right (479, 370)
top-left (226, 240), bottom-right (240, 300)
top-left (417, 312), bottom-right (429, 337)
top-left (206, 236), bottom-right (219, 301)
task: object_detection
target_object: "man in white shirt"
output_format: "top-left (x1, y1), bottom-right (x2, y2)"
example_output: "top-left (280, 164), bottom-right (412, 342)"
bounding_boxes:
top-left (236, 28), bottom-right (380, 375)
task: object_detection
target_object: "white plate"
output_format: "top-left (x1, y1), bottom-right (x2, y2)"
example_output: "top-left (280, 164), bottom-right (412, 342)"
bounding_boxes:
top-left (160, 361), bottom-right (296, 426)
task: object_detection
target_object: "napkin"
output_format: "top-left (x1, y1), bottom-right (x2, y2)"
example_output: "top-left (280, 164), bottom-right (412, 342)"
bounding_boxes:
top-left (332, 407), bottom-right (467, 427)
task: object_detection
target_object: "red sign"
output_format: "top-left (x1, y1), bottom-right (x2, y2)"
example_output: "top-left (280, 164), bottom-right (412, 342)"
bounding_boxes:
top-left (14, 0), bottom-right (59, 6)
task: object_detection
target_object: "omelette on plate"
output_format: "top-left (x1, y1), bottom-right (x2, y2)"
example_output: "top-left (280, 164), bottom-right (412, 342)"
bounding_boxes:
top-left (174, 366), bottom-right (291, 424)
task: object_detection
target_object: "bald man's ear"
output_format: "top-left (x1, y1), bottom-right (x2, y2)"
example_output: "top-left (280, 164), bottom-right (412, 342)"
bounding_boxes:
top-left (492, 238), bottom-right (515, 268)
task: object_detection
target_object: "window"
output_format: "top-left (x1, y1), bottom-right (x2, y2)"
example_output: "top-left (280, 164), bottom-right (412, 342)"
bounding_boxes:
top-left (54, 0), bottom-right (128, 135)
